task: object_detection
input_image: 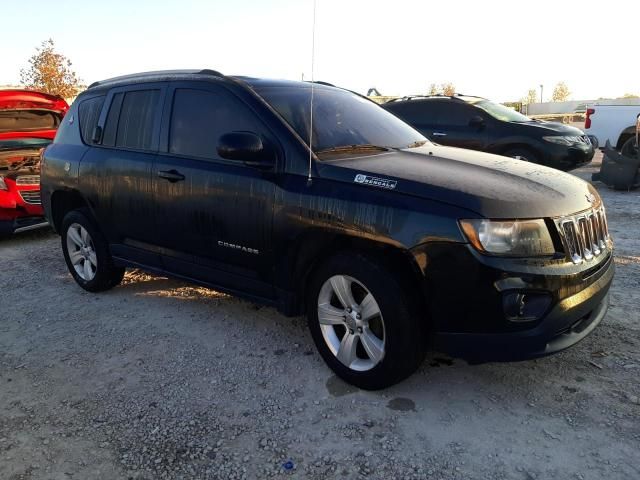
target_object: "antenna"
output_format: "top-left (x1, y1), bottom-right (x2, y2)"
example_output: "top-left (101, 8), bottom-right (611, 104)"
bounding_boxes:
top-left (307, 0), bottom-right (317, 185)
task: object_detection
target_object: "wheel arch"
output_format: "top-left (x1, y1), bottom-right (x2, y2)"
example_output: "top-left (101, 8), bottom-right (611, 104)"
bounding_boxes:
top-left (282, 232), bottom-right (426, 316)
top-left (49, 189), bottom-right (90, 233)
top-left (616, 125), bottom-right (637, 150)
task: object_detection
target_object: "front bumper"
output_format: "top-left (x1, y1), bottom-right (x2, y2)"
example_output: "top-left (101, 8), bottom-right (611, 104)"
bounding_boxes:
top-left (545, 142), bottom-right (595, 171)
top-left (415, 242), bottom-right (614, 362)
top-left (0, 215), bottom-right (49, 234)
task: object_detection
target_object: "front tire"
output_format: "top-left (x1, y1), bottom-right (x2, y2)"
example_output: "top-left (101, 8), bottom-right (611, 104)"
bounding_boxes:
top-left (307, 252), bottom-right (425, 390)
top-left (61, 209), bottom-right (125, 292)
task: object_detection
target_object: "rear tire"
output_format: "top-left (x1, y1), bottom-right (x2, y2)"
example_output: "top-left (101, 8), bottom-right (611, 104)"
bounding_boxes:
top-left (61, 209), bottom-right (125, 292)
top-left (306, 252), bottom-right (426, 390)
top-left (503, 147), bottom-right (540, 164)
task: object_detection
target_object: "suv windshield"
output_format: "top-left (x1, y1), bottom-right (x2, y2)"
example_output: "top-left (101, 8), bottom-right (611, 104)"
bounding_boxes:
top-left (253, 85), bottom-right (429, 156)
top-left (473, 100), bottom-right (532, 123)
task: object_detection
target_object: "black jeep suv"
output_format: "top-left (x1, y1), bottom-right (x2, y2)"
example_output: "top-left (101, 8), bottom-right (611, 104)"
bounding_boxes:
top-left (41, 70), bottom-right (614, 389)
top-left (383, 95), bottom-right (595, 171)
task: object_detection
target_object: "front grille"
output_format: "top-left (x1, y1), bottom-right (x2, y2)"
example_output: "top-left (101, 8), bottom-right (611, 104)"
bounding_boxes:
top-left (19, 190), bottom-right (41, 205)
top-left (16, 175), bottom-right (40, 186)
top-left (579, 135), bottom-right (591, 145)
top-left (556, 207), bottom-right (610, 264)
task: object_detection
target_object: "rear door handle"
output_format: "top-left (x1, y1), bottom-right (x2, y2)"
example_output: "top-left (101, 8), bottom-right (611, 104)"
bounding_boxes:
top-left (432, 132), bottom-right (447, 137)
top-left (157, 169), bottom-right (185, 182)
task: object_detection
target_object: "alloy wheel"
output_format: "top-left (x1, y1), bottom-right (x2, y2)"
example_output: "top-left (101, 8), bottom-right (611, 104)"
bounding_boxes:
top-left (317, 275), bottom-right (385, 371)
top-left (66, 223), bottom-right (97, 281)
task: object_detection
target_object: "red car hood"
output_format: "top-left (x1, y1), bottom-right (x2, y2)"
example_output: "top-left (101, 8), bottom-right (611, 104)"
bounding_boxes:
top-left (0, 89), bottom-right (69, 141)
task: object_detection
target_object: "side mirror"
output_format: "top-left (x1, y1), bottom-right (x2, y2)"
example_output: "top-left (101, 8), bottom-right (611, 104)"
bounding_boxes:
top-left (217, 132), bottom-right (275, 168)
top-left (469, 116), bottom-right (485, 128)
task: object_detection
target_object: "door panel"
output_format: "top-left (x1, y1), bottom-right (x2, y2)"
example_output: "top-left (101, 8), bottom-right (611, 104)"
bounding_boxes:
top-left (153, 83), bottom-right (277, 295)
top-left (434, 103), bottom-right (488, 151)
top-left (79, 83), bottom-right (166, 267)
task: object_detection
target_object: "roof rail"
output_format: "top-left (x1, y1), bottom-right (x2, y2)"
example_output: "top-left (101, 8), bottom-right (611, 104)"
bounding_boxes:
top-left (386, 93), bottom-right (486, 103)
top-left (88, 69), bottom-right (224, 89)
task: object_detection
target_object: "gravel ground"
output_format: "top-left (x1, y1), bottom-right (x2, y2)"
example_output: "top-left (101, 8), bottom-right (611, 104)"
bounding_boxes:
top-left (1, 152), bottom-right (639, 480)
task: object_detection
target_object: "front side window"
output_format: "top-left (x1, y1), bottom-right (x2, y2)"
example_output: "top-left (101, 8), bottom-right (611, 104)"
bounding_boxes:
top-left (254, 86), bottom-right (428, 156)
top-left (169, 88), bottom-right (262, 159)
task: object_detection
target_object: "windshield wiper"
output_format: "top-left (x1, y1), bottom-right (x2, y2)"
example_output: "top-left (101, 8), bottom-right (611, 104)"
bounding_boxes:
top-left (315, 144), bottom-right (391, 154)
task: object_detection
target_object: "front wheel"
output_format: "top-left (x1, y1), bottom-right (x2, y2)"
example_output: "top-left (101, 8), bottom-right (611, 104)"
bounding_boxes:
top-left (307, 253), bottom-right (426, 390)
top-left (61, 209), bottom-right (125, 292)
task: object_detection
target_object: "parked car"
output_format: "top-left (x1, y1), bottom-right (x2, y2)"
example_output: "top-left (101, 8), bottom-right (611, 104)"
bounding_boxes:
top-left (382, 94), bottom-right (595, 171)
top-left (41, 71), bottom-right (614, 389)
top-left (583, 103), bottom-right (640, 150)
top-left (0, 89), bottom-right (69, 234)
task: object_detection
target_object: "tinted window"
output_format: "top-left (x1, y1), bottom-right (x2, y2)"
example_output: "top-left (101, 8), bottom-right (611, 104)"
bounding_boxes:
top-left (78, 95), bottom-right (105, 144)
top-left (254, 86), bottom-right (428, 154)
top-left (115, 90), bottom-right (160, 150)
top-left (385, 100), bottom-right (440, 125)
top-left (438, 102), bottom-right (475, 127)
top-left (102, 92), bottom-right (124, 147)
top-left (169, 88), bottom-right (263, 159)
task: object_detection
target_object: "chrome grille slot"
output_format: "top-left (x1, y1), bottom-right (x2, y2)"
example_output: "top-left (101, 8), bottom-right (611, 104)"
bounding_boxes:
top-left (16, 175), bottom-right (40, 186)
top-left (557, 207), bottom-right (610, 264)
top-left (577, 217), bottom-right (593, 261)
top-left (19, 190), bottom-right (41, 205)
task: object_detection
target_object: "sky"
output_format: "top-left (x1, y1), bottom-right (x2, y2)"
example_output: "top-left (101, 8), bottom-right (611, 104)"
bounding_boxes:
top-left (1, 0), bottom-right (638, 102)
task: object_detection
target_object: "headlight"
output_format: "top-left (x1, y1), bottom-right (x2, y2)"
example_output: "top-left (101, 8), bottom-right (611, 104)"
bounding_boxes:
top-left (542, 135), bottom-right (583, 145)
top-left (460, 219), bottom-right (555, 256)
top-left (0, 176), bottom-right (7, 191)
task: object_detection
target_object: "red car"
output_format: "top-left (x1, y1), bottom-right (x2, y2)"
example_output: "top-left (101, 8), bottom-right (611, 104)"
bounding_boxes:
top-left (0, 90), bottom-right (68, 233)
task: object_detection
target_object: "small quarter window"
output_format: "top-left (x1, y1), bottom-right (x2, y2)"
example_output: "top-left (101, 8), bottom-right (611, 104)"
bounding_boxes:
top-left (78, 95), bottom-right (105, 144)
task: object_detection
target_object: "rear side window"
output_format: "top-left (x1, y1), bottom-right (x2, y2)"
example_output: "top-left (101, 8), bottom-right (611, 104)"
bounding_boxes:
top-left (101, 89), bottom-right (160, 150)
top-left (438, 102), bottom-right (475, 127)
top-left (116, 90), bottom-right (160, 150)
top-left (386, 100), bottom-right (439, 125)
top-left (169, 88), bottom-right (261, 159)
top-left (102, 93), bottom-right (124, 147)
top-left (78, 95), bottom-right (105, 144)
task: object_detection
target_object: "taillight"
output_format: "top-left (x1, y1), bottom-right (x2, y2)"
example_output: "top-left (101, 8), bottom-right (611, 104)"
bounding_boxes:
top-left (585, 108), bottom-right (595, 129)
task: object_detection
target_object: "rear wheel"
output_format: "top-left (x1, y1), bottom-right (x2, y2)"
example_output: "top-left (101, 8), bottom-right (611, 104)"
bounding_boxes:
top-left (61, 209), bottom-right (125, 292)
top-left (620, 136), bottom-right (639, 159)
top-left (307, 252), bottom-right (425, 390)
top-left (503, 147), bottom-right (540, 164)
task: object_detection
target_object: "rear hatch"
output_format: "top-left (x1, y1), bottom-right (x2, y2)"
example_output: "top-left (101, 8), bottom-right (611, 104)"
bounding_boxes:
top-left (0, 89), bottom-right (69, 141)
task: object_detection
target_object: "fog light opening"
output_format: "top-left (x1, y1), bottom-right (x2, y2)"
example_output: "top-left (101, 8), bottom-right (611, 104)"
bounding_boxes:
top-left (503, 291), bottom-right (552, 323)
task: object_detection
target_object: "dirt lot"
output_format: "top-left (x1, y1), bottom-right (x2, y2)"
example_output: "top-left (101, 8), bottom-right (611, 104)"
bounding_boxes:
top-left (1, 153), bottom-right (639, 480)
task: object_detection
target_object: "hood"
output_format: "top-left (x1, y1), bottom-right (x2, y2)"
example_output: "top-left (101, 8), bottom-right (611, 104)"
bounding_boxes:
top-left (0, 89), bottom-right (69, 141)
top-left (317, 145), bottom-right (599, 218)
top-left (515, 119), bottom-right (585, 136)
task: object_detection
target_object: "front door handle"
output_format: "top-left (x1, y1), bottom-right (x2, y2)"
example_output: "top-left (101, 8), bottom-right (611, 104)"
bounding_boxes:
top-left (158, 169), bottom-right (185, 183)
top-left (432, 132), bottom-right (447, 137)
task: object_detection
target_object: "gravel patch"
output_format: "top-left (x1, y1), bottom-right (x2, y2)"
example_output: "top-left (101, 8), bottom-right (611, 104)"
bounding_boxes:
top-left (1, 152), bottom-right (639, 479)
